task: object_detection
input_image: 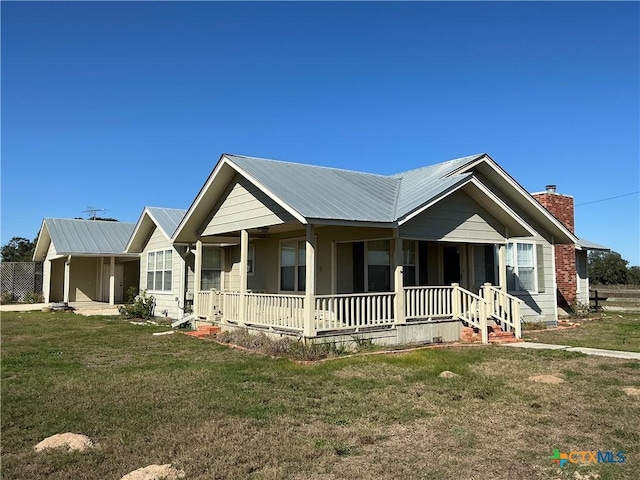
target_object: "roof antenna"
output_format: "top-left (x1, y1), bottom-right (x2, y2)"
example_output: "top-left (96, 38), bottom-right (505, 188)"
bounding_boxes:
top-left (82, 206), bottom-right (108, 220)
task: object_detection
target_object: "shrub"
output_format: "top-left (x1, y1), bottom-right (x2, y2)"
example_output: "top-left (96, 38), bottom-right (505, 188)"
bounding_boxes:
top-left (125, 286), bottom-right (139, 304)
top-left (24, 292), bottom-right (44, 304)
top-left (1, 292), bottom-right (13, 305)
top-left (118, 291), bottom-right (155, 319)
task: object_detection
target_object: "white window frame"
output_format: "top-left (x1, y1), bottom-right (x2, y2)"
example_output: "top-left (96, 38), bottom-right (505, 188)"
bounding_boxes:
top-left (506, 241), bottom-right (538, 294)
top-left (202, 247), bottom-right (223, 291)
top-left (146, 248), bottom-right (173, 293)
top-left (278, 238), bottom-right (307, 293)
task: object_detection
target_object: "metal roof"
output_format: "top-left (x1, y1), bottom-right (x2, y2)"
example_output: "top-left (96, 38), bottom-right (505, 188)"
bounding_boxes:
top-left (577, 238), bottom-right (610, 251)
top-left (146, 207), bottom-right (187, 239)
top-left (44, 218), bottom-right (136, 255)
top-left (228, 154), bottom-right (400, 222)
top-left (225, 154), bottom-right (483, 223)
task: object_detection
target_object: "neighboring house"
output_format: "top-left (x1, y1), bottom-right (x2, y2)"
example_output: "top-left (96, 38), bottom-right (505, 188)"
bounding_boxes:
top-left (125, 207), bottom-right (190, 319)
top-left (169, 152), bottom-right (580, 345)
top-left (532, 185), bottom-right (609, 308)
top-left (32, 218), bottom-right (139, 304)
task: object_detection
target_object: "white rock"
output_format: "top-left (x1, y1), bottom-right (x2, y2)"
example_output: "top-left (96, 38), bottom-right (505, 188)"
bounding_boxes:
top-left (120, 464), bottom-right (185, 480)
top-left (34, 433), bottom-right (94, 452)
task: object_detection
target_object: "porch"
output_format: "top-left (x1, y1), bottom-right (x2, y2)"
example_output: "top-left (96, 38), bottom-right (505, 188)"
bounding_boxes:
top-left (195, 283), bottom-right (522, 344)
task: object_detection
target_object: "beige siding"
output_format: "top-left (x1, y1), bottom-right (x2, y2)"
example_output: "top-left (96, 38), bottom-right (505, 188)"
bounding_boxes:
top-left (70, 257), bottom-right (98, 302)
top-left (400, 190), bottom-right (506, 243)
top-left (202, 175), bottom-right (294, 236)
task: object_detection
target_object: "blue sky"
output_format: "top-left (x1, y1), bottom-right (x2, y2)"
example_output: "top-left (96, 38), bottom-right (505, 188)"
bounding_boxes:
top-left (2, 1), bottom-right (639, 265)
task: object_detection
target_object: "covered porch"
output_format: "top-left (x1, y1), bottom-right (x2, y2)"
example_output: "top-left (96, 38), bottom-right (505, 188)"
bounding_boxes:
top-left (192, 224), bottom-right (523, 344)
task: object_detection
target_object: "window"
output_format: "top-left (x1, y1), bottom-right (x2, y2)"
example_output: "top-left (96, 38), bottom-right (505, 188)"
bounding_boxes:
top-left (247, 244), bottom-right (255, 276)
top-left (280, 240), bottom-right (305, 292)
top-left (403, 241), bottom-right (417, 287)
top-left (202, 247), bottom-right (222, 291)
top-left (147, 249), bottom-right (172, 292)
top-left (506, 242), bottom-right (536, 292)
top-left (367, 240), bottom-right (391, 292)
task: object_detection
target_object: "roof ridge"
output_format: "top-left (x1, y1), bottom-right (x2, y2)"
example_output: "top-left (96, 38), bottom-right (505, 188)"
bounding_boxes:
top-left (224, 153), bottom-right (394, 180)
top-left (391, 153), bottom-right (485, 178)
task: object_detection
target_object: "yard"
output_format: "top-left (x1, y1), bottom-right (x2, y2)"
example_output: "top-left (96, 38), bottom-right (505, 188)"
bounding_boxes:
top-left (1, 311), bottom-right (639, 480)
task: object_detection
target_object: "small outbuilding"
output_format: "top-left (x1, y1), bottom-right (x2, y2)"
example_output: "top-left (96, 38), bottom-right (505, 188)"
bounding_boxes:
top-left (33, 218), bottom-right (139, 305)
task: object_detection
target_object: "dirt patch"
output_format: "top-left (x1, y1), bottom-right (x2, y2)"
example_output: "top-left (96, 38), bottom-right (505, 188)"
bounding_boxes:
top-left (622, 387), bottom-right (640, 397)
top-left (34, 433), bottom-right (94, 452)
top-left (120, 464), bottom-right (185, 480)
top-left (528, 374), bottom-right (565, 384)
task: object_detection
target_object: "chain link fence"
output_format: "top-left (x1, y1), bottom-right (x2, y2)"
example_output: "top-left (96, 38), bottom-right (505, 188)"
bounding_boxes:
top-left (1, 262), bottom-right (44, 303)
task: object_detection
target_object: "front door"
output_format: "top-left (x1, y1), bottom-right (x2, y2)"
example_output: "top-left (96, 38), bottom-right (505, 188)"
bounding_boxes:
top-left (102, 265), bottom-right (124, 303)
top-left (442, 246), bottom-right (461, 286)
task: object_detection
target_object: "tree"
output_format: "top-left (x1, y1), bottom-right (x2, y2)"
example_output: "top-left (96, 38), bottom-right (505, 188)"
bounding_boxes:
top-left (588, 251), bottom-right (628, 285)
top-left (1, 237), bottom-right (37, 262)
top-left (628, 266), bottom-right (640, 286)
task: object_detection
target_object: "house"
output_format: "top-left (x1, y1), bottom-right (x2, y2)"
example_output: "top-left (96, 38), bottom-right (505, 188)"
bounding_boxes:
top-left (532, 185), bottom-right (609, 309)
top-left (125, 207), bottom-right (190, 319)
top-left (32, 218), bottom-right (139, 304)
top-left (164, 152), bottom-right (580, 345)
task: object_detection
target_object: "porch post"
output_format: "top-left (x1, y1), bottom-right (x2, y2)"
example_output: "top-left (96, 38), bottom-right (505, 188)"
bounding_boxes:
top-left (498, 244), bottom-right (507, 291)
top-left (303, 224), bottom-right (316, 337)
top-left (194, 239), bottom-right (202, 315)
top-left (393, 234), bottom-right (406, 324)
top-left (109, 256), bottom-right (115, 306)
top-left (63, 256), bottom-right (71, 304)
top-left (43, 259), bottom-right (52, 304)
top-left (239, 229), bottom-right (249, 326)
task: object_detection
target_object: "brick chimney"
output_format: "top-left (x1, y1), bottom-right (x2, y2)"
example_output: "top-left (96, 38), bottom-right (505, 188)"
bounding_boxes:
top-left (532, 185), bottom-right (576, 309)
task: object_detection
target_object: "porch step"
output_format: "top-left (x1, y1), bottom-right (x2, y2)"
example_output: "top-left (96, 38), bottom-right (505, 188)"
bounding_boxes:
top-left (461, 326), bottom-right (522, 344)
top-left (185, 325), bottom-right (221, 339)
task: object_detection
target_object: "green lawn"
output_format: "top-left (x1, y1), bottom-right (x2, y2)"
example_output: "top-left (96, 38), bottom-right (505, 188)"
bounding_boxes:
top-left (2, 311), bottom-right (639, 480)
top-left (524, 312), bottom-right (640, 352)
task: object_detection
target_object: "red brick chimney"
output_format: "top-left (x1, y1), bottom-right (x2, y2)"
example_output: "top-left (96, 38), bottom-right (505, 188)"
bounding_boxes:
top-left (532, 185), bottom-right (576, 310)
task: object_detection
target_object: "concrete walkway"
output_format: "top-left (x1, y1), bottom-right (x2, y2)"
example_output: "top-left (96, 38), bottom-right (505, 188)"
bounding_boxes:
top-left (501, 342), bottom-right (640, 360)
top-left (1, 301), bottom-right (121, 316)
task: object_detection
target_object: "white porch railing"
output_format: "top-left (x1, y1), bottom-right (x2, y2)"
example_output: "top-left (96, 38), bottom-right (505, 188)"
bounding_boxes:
top-left (404, 285), bottom-right (489, 343)
top-left (457, 287), bottom-right (488, 344)
top-left (314, 292), bottom-right (395, 332)
top-left (405, 286), bottom-right (455, 319)
top-left (245, 293), bottom-right (305, 330)
top-left (480, 284), bottom-right (522, 338)
top-left (196, 284), bottom-right (522, 344)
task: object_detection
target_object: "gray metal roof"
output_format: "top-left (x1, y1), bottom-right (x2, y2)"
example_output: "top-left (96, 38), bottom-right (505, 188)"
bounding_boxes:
top-left (146, 207), bottom-right (187, 238)
top-left (44, 218), bottom-right (136, 255)
top-left (225, 153), bottom-right (482, 223)
top-left (577, 238), bottom-right (610, 251)
top-left (228, 155), bottom-right (400, 222)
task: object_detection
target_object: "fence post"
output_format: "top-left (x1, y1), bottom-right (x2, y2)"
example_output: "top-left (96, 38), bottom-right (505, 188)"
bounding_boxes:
top-left (480, 301), bottom-right (489, 344)
top-left (483, 283), bottom-right (493, 317)
top-left (514, 300), bottom-right (522, 338)
top-left (452, 283), bottom-right (460, 319)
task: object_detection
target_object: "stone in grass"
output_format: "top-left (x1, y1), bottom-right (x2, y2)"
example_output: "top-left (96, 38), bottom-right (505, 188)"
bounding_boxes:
top-left (528, 375), bottom-right (565, 384)
top-left (439, 371), bottom-right (460, 379)
top-left (622, 387), bottom-right (640, 397)
top-left (120, 464), bottom-right (186, 480)
top-left (34, 433), bottom-right (95, 452)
